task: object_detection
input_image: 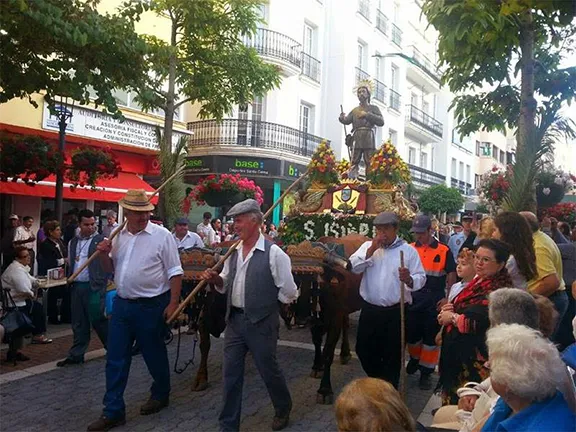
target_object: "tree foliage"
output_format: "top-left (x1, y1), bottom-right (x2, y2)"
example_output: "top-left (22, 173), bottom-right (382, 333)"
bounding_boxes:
top-left (418, 184), bottom-right (465, 216)
top-left (0, 0), bottom-right (149, 116)
top-left (121, 0), bottom-right (281, 220)
top-left (422, 0), bottom-right (576, 142)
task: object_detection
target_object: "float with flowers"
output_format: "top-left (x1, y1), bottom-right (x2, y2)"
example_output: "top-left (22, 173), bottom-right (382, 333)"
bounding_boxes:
top-left (281, 139), bottom-right (416, 244)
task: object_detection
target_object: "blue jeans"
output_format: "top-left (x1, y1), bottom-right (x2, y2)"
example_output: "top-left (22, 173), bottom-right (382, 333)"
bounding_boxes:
top-left (549, 290), bottom-right (569, 343)
top-left (103, 291), bottom-right (170, 419)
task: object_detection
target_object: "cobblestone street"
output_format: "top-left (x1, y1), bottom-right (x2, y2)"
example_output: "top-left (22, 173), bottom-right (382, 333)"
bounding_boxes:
top-left (0, 319), bottom-right (438, 432)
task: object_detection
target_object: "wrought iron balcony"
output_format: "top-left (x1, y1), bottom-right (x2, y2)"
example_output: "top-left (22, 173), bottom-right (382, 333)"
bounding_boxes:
top-left (391, 24), bottom-right (402, 47)
top-left (358, 0), bottom-right (371, 21)
top-left (406, 104), bottom-right (443, 138)
top-left (355, 67), bottom-right (370, 85)
top-left (187, 119), bottom-right (327, 158)
top-left (410, 164), bottom-right (445, 187)
top-left (374, 79), bottom-right (387, 104)
top-left (389, 89), bottom-right (401, 112)
top-left (451, 178), bottom-right (473, 195)
top-left (411, 47), bottom-right (441, 83)
top-left (301, 52), bottom-right (321, 83)
top-left (376, 10), bottom-right (389, 35)
top-left (244, 28), bottom-right (302, 70)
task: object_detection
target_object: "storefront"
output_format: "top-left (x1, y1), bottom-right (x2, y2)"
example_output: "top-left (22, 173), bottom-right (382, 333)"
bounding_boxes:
top-left (184, 154), bottom-right (307, 225)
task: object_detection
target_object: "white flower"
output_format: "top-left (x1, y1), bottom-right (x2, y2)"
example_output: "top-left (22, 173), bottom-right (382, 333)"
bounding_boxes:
top-left (554, 177), bottom-right (563, 185)
top-left (542, 187), bottom-right (551, 196)
top-left (304, 220), bottom-right (315, 240)
top-left (359, 223), bottom-right (370, 236)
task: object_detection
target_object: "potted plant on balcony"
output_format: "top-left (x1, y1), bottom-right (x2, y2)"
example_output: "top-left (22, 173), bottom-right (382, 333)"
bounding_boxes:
top-left (0, 134), bottom-right (64, 184)
top-left (186, 174), bottom-right (264, 208)
top-left (67, 147), bottom-right (121, 189)
top-left (367, 140), bottom-right (411, 189)
top-left (535, 168), bottom-right (574, 208)
top-left (307, 140), bottom-right (338, 189)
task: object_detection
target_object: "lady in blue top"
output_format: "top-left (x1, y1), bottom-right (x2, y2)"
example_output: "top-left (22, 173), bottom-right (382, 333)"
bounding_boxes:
top-left (481, 324), bottom-right (575, 431)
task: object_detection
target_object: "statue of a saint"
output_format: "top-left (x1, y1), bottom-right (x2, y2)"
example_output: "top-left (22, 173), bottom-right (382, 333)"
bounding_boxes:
top-left (339, 84), bottom-right (384, 179)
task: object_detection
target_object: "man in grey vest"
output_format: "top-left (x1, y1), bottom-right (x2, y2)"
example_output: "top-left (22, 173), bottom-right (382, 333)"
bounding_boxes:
top-left (201, 199), bottom-right (298, 432)
top-left (57, 209), bottom-right (108, 367)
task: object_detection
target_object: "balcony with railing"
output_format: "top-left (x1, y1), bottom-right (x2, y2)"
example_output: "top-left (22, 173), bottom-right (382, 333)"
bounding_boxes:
top-left (451, 178), bottom-right (473, 195)
top-left (358, 0), bottom-right (371, 21)
top-left (187, 119), bottom-right (327, 158)
top-left (389, 89), bottom-right (401, 112)
top-left (374, 79), bottom-right (387, 105)
top-left (391, 24), bottom-right (402, 47)
top-left (406, 46), bottom-right (441, 90)
top-left (301, 52), bottom-right (321, 83)
top-left (410, 164), bottom-right (445, 187)
top-left (355, 67), bottom-right (370, 85)
top-left (376, 10), bottom-right (389, 35)
top-left (244, 28), bottom-right (302, 74)
top-left (405, 104), bottom-right (443, 142)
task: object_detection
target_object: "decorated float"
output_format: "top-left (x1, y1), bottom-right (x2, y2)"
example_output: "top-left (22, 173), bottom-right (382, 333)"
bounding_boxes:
top-left (280, 139), bottom-right (417, 245)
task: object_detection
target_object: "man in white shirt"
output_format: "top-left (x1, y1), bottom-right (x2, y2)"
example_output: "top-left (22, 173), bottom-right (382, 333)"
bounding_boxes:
top-left (173, 217), bottom-right (204, 250)
top-left (350, 211), bottom-right (426, 389)
top-left (197, 211), bottom-right (216, 247)
top-left (201, 199), bottom-right (298, 432)
top-left (13, 215), bottom-right (36, 275)
top-left (88, 189), bottom-right (183, 432)
top-left (102, 210), bottom-right (119, 238)
top-left (58, 209), bottom-right (108, 367)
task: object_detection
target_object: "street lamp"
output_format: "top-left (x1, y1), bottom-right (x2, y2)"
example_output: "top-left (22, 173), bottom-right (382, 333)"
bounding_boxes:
top-left (372, 52), bottom-right (441, 83)
top-left (53, 95), bottom-right (75, 224)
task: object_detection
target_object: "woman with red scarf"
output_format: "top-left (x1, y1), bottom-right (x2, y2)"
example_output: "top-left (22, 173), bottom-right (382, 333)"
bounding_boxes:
top-left (437, 239), bottom-right (512, 405)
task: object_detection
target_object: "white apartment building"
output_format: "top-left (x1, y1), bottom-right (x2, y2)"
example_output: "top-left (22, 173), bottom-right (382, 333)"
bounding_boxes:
top-left (186, 0), bottom-right (482, 213)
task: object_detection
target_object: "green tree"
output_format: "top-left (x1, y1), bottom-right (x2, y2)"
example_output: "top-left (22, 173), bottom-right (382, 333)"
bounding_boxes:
top-left (418, 184), bottom-right (465, 216)
top-left (422, 0), bottom-right (576, 211)
top-left (123, 0), bottom-right (281, 221)
top-left (0, 0), bottom-right (149, 116)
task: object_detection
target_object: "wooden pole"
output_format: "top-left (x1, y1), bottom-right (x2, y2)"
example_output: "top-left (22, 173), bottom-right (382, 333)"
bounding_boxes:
top-left (399, 250), bottom-right (407, 401)
top-left (67, 164), bottom-right (187, 283)
top-left (167, 169), bottom-right (310, 324)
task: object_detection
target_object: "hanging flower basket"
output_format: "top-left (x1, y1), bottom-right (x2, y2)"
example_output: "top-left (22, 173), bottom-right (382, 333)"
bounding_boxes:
top-left (67, 147), bottom-right (121, 189)
top-left (477, 165), bottom-right (512, 213)
top-left (0, 134), bottom-right (64, 184)
top-left (535, 169), bottom-right (574, 208)
top-left (186, 174), bottom-right (264, 207)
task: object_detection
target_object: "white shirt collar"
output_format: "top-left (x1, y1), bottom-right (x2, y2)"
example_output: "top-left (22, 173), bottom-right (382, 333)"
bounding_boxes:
top-left (238, 233), bottom-right (265, 252)
top-left (122, 221), bottom-right (154, 236)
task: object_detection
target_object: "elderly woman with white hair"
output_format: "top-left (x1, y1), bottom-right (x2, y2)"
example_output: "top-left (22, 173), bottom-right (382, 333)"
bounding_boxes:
top-left (481, 324), bottom-right (575, 431)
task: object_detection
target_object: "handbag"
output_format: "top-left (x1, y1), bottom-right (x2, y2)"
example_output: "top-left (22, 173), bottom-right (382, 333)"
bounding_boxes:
top-left (0, 289), bottom-right (35, 340)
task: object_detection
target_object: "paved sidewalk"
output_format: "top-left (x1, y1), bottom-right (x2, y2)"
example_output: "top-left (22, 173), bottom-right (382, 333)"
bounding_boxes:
top-left (0, 320), bottom-right (440, 431)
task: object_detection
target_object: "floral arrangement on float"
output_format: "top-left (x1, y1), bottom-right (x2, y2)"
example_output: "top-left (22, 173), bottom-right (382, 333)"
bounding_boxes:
top-left (335, 159), bottom-right (351, 178)
top-left (0, 134), bottom-right (64, 184)
top-left (0, 134), bottom-right (120, 189)
top-left (307, 140), bottom-right (339, 187)
top-left (185, 173), bottom-right (264, 208)
top-left (279, 213), bottom-right (412, 245)
top-left (477, 165), bottom-right (512, 213)
top-left (543, 202), bottom-right (576, 225)
top-left (367, 140), bottom-right (411, 188)
top-left (535, 168), bottom-right (575, 208)
top-left (67, 147), bottom-right (121, 189)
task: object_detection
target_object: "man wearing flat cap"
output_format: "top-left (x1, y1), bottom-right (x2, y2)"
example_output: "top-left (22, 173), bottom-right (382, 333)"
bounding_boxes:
top-left (350, 212), bottom-right (426, 388)
top-left (88, 189), bottom-right (183, 431)
top-left (406, 215), bottom-right (456, 390)
top-left (201, 199), bottom-right (298, 432)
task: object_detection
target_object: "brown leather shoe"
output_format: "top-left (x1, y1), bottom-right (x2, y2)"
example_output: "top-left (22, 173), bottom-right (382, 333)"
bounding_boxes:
top-left (86, 415), bottom-right (126, 431)
top-left (272, 411), bottom-right (290, 431)
top-left (140, 398), bottom-right (169, 415)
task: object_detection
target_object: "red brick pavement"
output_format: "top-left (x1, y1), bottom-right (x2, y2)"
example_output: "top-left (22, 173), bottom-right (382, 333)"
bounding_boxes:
top-left (0, 330), bottom-right (104, 373)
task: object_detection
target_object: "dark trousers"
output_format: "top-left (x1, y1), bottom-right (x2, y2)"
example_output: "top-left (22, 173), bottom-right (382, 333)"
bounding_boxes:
top-left (356, 302), bottom-right (402, 389)
top-left (18, 300), bottom-right (47, 335)
top-left (103, 291), bottom-right (170, 419)
top-left (406, 307), bottom-right (441, 374)
top-left (549, 290), bottom-right (569, 343)
top-left (67, 282), bottom-right (109, 361)
top-left (47, 285), bottom-right (71, 323)
top-left (219, 310), bottom-right (291, 432)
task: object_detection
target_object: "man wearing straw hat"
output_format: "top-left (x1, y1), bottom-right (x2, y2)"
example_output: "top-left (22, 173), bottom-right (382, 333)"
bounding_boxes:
top-left (87, 189), bottom-right (183, 432)
top-left (201, 198), bottom-right (298, 432)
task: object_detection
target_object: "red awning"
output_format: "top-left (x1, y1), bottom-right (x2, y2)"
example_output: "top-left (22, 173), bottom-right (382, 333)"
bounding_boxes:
top-left (0, 172), bottom-right (158, 204)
